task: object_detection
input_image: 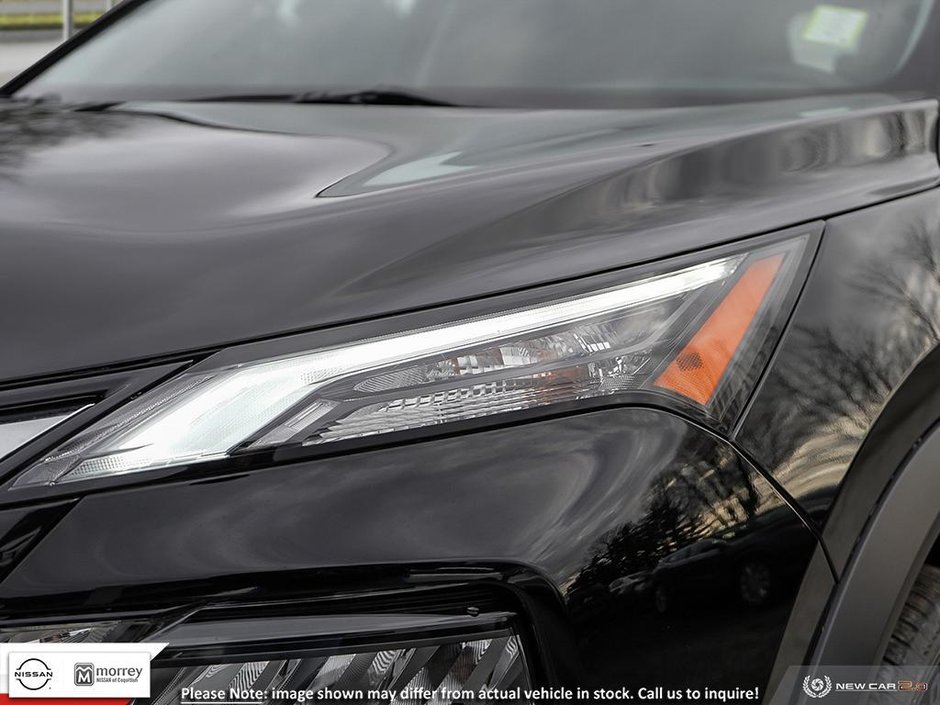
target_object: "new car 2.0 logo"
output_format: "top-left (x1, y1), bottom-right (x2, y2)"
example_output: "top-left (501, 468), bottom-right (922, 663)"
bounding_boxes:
top-left (13, 658), bottom-right (53, 691)
top-left (803, 675), bottom-right (833, 698)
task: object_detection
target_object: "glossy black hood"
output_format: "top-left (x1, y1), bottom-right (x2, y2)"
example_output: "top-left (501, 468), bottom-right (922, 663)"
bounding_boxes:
top-left (0, 94), bottom-right (936, 383)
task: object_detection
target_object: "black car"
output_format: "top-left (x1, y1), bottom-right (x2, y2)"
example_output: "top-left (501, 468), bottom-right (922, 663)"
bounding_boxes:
top-left (1, 0), bottom-right (940, 703)
top-left (649, 507), bottom-right (817, 614)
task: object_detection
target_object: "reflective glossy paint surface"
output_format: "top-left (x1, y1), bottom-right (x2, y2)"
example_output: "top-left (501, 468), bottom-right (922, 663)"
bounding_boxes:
top-left (0, 408), bottom-right (820, 693)
top-left (737, 189), bottom-right (940, 523)
top-left (0, 14), bottom-right (939, 699)
top-left (0, 95), bottom-right (933, 383)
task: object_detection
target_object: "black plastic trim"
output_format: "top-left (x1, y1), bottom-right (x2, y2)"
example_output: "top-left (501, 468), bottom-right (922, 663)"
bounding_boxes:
top-left (812, 420), bottom-right (940, 665)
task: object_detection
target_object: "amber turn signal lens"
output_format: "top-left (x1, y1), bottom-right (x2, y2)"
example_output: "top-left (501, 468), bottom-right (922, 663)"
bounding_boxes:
top-left (655, 254), bottom-right (785, 406)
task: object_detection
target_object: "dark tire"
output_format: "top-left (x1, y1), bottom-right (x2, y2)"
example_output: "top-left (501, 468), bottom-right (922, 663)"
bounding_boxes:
top-left (884, 565), bottom-right (940, 667)
top-left (878, 565), bottom-right (940, 704)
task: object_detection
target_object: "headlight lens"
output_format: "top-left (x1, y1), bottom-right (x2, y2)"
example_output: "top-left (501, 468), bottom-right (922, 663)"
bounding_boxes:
top-left (14, 236), bottom-right (807, 488)
top-left (0, 616), bottom-right (531, 705)
top-left (0, 620), bottom-right (158, 643)
top-left (148, 636), bottom-right (528, 705)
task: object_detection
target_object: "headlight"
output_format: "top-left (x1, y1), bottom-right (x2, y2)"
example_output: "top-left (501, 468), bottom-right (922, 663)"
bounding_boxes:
top-left (14, 234), bottom-right (810, 488)
top-left (147, 637), bottom-right (528, 705)
top-left (0, 612), bottom-right (532, 705)
top-left (0, 620), bottom-right (155, 644)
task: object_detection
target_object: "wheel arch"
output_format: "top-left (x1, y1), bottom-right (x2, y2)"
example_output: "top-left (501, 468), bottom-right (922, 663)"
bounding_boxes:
top-left (767, 343), bottom-right (940, 695)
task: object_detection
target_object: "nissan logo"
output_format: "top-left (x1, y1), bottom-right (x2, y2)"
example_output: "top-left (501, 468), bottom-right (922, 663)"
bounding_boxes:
top-left (13, 658), bottom-right (53, 691)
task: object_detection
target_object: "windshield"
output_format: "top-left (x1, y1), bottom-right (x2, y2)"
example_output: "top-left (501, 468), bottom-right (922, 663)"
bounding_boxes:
top-left (12, 0), bottom-right (940, 107)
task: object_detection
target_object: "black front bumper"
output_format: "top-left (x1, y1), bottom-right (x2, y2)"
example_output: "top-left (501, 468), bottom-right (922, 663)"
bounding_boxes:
top-left (0, 407), bottom-right (820, 695)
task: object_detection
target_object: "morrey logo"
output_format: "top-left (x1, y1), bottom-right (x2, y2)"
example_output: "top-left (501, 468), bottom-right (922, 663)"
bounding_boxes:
top-left (7, 650), bottom-right (158, 698)
top-left (74, 663), bottom-right (95, 686)
top-left (803, 674), bottom-right (833, 698)
top-left (13, 658), bottom-right (53, 691)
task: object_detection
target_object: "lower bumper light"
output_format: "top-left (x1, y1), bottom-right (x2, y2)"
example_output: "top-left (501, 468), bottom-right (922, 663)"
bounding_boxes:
top-left (149, 635), bottom-right (530, 705)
